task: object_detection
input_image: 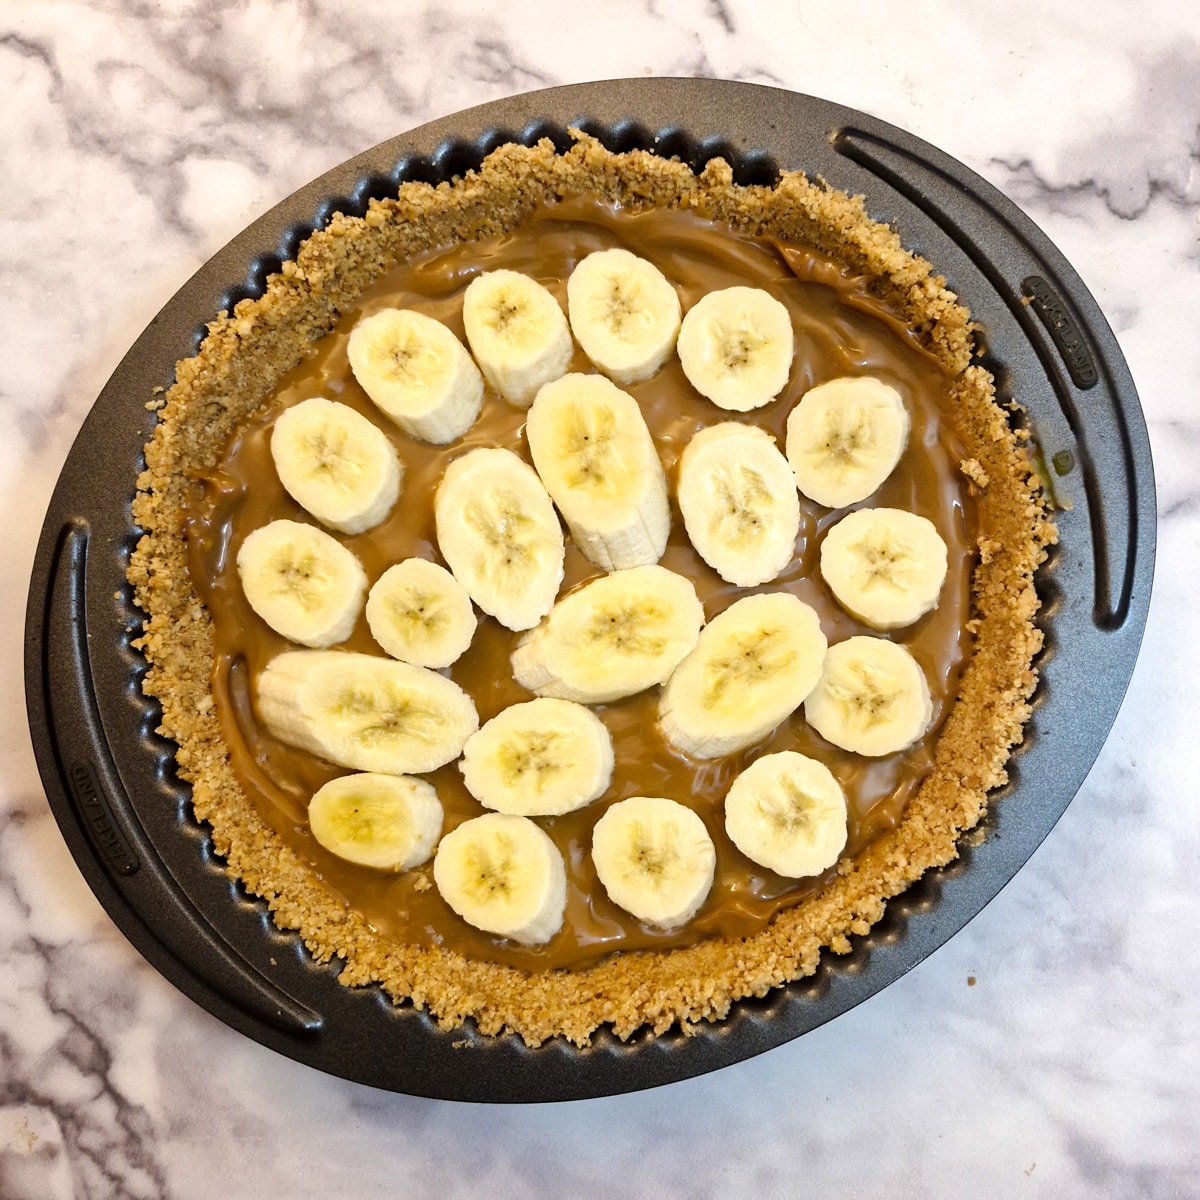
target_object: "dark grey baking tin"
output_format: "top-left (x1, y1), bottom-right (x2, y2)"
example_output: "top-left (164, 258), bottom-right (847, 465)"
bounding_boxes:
top-left (24, 79), bottom-right (1155, 1103)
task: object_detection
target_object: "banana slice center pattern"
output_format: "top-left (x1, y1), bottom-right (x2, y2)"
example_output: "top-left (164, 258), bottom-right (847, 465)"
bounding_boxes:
top-left (599, 278), bottom-right (645, 332)
top-left (305, 430), bottom-right (354, 483)
top-left (759, 780), bottom-right (832, 838)
top-left (342, 798), bottom-right (409, 848)
top-left (488, 299), bottom-right (524, 335)
top-left (703, 629), bottom-right (799, 709)
top-left (855, 537), bottom-right (921, 592)
top-left (827, 664), bottom-right (902, 729)
top-left (497, 732), bottom-right (569, 789)
top-left (391, 590), bottom-right (442, 630)
top-left (627, 823), bottom-right (683, 887)
top-left (385, 337), bottom-right (419, 380)
top-left (815, 406), bottom-right (875, 465)
top-left (561, 405), bottom-right (622, 493)
top-left (583, 603), bottom-right (669, 657)
top-left (379, 328), bottom-right (449, 386)
top-left (269, 551), bottom-right (331, 608)
top-left (464, 495), bottom-right (544, 574)
top-left (711, 465), bottom-right (771, 535)
top-left (331, 684), bottom-right (443, 746)
top-left (462, 836), bottom-right (522, 901)
top-left (716, 325), bottom-right (768, 374)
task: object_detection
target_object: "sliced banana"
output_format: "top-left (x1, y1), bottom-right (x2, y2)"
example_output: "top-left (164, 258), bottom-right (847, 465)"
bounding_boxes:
top-left (270, 397), bottom-right (403, 535)
top-left (511, 564), bottom-right (704, 704)
top-left (434, 447), bottom-right (565, 632)
top-left (461, 269), bottom-right (573, 407)
top-left (591, 796), bottom-right (716, 930)
top-left (820, 508), bottom-right (948, 630)
top-left (525, 373), bottom-right (670, 571)
top-left (677, 286), bottom-right (794, 411)
top-left (803, 635), bottom-right (932, 757)
top-left (236, 519), bottom-right (366, 648)
top-left (676, 422), bottom-right (801, 587)
top-left (566, 248), bottom-right (681, 385)
top-left (659, 592), bottom-right (827, 759)
top-left (347, 308), bottom-right (483, 444)
top-left (723, 752), bottom-right (847, 878)
top-left (308, 772), bottom-right (443, 871)
top-left (366, 558), bottom-right (477, 668)
top-left (785, 376), bottom-right (910, 508)
top-left (460, 698), bottom-right (614, 817)
top-left (433, 812), bottom-right (567, 946)
top-left (256, 649), bottom-right (479, 775)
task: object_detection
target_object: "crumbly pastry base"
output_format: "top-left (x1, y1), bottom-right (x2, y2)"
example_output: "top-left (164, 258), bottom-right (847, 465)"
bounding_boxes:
top-left (129, 134), bottom-right (1055, 1047)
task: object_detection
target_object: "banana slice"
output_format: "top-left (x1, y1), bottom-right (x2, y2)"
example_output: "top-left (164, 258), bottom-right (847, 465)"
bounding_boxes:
top-left (659, 592), bottom-right (827, 759)
top-left (366, 558), bottom-right (477, 668)
top-left (256, 649), bottom-right (479, 775)
top-left (434, 447), bottom-right (565, 632)
top-left (803, 635), bottom-right (932, 757)
top-left (433, 812), bottom-right (567, 946)
top-left (723, 752), bottom-right (847, 878)
top-left (347, 308), bottom-right (483, 444)
top-left (308, 772), bottom-right (443, 871)
top-left (525, 373), bottom-right (670, 571)
top-left (566, 248), bottom-right (682, 385)
top-left (676, 422), bottom-right (801, 587)
top-left (511, 564), bottom-right (704, 704)
top-left (591, 796), bottom-right (716, 930)
top-left (270, 397), bottom-right (403, 534)
top-left (785, 376), bottom-right (910, 508)
top-left (460, 698), bottom-right (614, 817)
top-left (461, 269), bottom-right (573, 407)
top-left (677, 286), bottom-right (794, 411)
top-left (820, 508), bottom-right (949, 630)
top-left (236, 519), bottom-right (366, 648)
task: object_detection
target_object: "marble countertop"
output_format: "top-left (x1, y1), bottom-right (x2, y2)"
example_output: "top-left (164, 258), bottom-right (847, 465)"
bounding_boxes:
top-left (4, 2), bottom-right (1197, 1195)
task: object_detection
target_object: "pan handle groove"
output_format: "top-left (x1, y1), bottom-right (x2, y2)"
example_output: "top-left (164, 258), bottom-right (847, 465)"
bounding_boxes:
top-left (41, 520), bottom-right (324, 1037)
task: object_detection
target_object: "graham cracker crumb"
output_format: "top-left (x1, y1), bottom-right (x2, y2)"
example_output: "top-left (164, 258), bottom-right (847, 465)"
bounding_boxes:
top-left (960, 457), bottom-right (990, 488)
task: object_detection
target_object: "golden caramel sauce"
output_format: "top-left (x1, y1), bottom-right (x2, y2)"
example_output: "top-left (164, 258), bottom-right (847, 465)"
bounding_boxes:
top-left (184, 198), bottom-right (977, 971)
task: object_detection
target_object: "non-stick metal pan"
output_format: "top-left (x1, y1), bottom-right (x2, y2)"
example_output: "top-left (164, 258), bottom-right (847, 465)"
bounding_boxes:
top-left (24, 79), bottom-right (1155, 1102)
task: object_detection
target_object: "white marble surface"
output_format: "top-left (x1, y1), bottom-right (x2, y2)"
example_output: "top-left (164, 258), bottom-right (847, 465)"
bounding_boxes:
top-left (4, 1), bottom-right (1198, 1195)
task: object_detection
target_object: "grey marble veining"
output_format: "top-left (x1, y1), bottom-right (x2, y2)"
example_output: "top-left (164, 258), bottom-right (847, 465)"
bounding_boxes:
top-left (3, 2), bottom-right (1199, 1196)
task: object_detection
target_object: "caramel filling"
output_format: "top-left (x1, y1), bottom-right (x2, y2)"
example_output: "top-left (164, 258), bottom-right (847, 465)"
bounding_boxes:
top-left (184, 198), bottom-right (976, 971)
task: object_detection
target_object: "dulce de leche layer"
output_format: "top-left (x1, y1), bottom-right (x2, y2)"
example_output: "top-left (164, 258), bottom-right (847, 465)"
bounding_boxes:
top-left (184, 197), bottom-right (977, 972)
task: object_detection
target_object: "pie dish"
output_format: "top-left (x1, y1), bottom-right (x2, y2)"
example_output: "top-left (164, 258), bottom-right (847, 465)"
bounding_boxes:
top-left (25, 81), bottom-right (1155, 1101)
